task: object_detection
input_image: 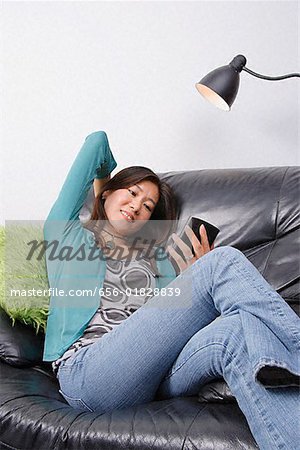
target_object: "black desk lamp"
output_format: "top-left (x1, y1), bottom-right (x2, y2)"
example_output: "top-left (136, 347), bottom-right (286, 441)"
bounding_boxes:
top-left (196, 55), bottom-right (300, 111)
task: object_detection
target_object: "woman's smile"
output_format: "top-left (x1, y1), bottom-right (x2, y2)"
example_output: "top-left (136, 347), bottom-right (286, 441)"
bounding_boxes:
top-left (120, 209), bottom-right (135, 222)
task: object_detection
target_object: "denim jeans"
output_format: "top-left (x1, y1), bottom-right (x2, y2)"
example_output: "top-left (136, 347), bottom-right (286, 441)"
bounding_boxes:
top-left (57, 246), bottom-right (300, 450)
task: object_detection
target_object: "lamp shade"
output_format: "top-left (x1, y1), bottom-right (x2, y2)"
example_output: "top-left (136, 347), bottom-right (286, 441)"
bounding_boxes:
top-left (196, 55), bottom-right (247, 111)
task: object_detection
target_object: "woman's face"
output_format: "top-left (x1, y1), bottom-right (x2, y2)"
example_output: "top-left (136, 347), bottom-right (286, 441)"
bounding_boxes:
top-left (102, 180), bottom-right (160, 236)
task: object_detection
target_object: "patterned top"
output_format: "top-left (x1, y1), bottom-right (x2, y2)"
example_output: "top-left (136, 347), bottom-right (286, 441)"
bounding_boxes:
top-left (52, 256), bottom-right (156, 375)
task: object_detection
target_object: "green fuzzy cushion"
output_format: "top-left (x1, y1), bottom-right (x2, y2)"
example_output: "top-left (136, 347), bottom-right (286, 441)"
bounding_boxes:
top-left (0, 224), bottom-right (49, 333)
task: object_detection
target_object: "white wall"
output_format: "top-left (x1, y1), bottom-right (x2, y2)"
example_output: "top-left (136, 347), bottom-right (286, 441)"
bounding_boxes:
top-left (1, 1), bottom-right (299, 223)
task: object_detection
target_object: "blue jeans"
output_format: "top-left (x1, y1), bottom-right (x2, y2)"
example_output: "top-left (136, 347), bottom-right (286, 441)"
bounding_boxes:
top-left (57, 246), bottom-right (300, 449)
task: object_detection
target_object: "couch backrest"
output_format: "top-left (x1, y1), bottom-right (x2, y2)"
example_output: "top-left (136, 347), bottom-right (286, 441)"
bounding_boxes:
top-left (160, 166), bottom-right (299, 309)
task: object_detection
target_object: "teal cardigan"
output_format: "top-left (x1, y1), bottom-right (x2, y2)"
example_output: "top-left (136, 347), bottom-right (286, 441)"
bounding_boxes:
top-left (43, 131), bottom-right (176, 361)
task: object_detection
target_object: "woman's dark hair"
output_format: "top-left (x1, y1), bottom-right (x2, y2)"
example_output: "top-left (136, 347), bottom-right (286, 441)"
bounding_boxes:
top-left (87, 166), bottom-right (178, 275)
top-left (91, 166), bottom-right (177, 221)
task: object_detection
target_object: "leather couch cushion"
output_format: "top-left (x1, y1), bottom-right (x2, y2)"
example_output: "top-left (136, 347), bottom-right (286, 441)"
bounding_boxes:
top-left (0, 308), bottom-right (44, 367)
top-left (0, 307), bottom-right (237, 401)
top-left (198, 379), bottom-right (236, 403)
top-left (0, 361), bottom-right (257, 450)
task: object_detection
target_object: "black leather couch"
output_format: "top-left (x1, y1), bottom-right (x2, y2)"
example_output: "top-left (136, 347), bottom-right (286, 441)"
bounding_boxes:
top-left (1, 166), bottom-right (299, 450)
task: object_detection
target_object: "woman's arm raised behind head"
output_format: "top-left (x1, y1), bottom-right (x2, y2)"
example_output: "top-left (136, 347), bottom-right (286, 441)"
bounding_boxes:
top-left (45, 131), bottom-right (117, 224)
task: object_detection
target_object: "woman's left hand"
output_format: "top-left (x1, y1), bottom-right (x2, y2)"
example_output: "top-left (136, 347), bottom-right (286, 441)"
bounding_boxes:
top-left (167, 224), bottom-right (214, 274)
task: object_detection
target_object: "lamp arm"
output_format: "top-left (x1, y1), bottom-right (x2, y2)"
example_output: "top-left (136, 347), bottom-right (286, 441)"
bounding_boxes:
top-left (243, 66), bottom-right (300, 81)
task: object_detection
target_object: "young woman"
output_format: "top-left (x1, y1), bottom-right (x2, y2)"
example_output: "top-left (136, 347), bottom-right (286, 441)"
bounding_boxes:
top-left (43, 131), bottom-right (299, 450)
